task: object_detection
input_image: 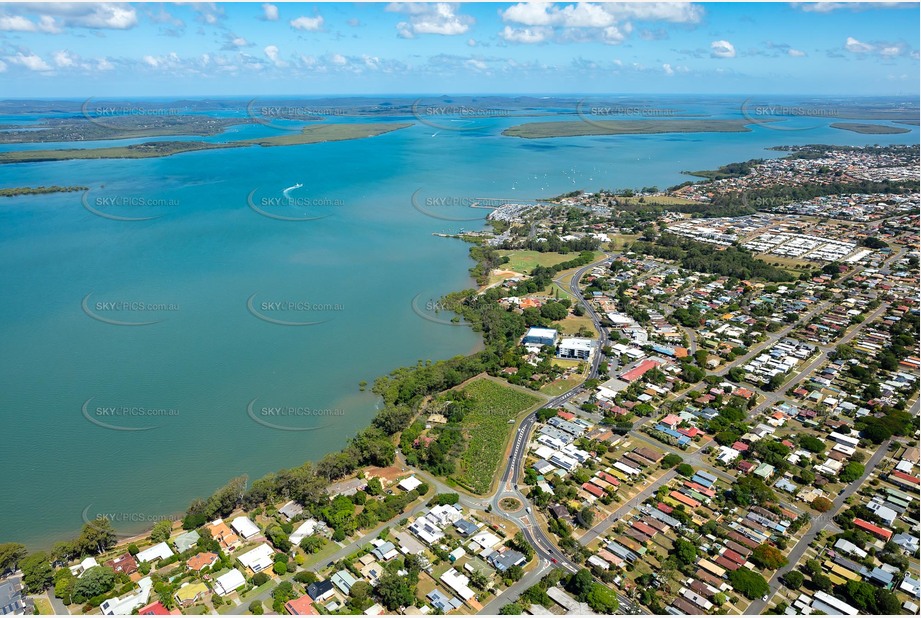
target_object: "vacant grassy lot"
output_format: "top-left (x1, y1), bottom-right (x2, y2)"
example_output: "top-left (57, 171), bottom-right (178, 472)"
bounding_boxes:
top-left (496, 250), bottom-right (581, 273)
top-left (453, 379), bottom-right (542, 494)
top-left (558, 314), bottom-right (598, 336)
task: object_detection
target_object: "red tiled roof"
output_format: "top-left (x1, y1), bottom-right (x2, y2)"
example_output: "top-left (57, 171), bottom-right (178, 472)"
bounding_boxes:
top-left (582, 482), bottom-right (605, 498)
top-left (714, 555), bottom-right (740, 571)
top-left (891, 470), bottom-right (920, 485)
top-left (285, 595), bottom-right (318, 616)
top-left (187, 552), bottom-right (218, 571)
top-left (853, 518), bottom-right (892, 541)
top-left (621, 360), bottom-right (661, 382)
top-left (139, 602), bottom-right (172, 616)
top-left (669, 491), bottom-right (700, 508)
top-left (597, 471), bottom-right (620, 486)
top-left (631, 521), bottom-right (658, 538)
top-left (721, 549), bottom-right (745, 565)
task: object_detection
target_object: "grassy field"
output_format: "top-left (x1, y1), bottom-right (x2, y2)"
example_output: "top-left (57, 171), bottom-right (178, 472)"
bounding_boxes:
top-left (755, 254), bottom-right (817, 270)
top-left (33, 598), bottom-right (54, 615)
top-left (0, 122), bottom-right (414, 164)
top-left (502, 119), bottom-right (755, 139)
top-left (541, 375), bottom-right (584, 397)
top-left (557, 314), bottom-right (598, 336)
top-left (496, 250), bottom-right (582, 273)
top-left (830, 122), bottom-right (911, 135)
top-left (453, 378), bottom-right (542, 494)
top-left (608, 233), bottom-right (641, 250)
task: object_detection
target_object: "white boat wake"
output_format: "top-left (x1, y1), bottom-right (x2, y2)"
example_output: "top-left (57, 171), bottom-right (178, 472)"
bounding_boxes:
top-left (282, 183), bottom-right (303, 199)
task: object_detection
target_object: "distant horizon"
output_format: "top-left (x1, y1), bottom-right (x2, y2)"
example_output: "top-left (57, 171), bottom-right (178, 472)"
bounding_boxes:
top-left (0, 2), bottom-right (917, 97)
top-left (2, 93), bottom-right (920, 101)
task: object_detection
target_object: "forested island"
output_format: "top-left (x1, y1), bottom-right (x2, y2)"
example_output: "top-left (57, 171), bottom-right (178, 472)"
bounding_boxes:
top-left (0, 185), bottom-right (88, 197)
top-left (0, 122), bottom-right (413, 164)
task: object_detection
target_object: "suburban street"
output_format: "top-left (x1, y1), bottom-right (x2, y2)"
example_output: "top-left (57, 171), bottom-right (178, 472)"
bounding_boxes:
top-left (743, 439), bottom-right (894, 615)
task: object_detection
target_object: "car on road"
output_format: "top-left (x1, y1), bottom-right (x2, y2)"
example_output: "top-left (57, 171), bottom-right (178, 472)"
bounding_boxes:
top-left (551, 558), bottom-right (557, 564)
top-left (762, 595), bottom-right (769, 601)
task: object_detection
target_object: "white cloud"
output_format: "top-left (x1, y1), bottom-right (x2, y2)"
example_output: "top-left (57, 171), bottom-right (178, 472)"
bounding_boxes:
top-left (0, 4), bottom-right (135, 31)
top-left (0, 15), bottom-right (38, 31)
top-left (788, 48), bottom-right (806, 57)
top-left (262, 3), bottom-right (278, 21)
top-left (0, 59), bottom-right (6, 72)
top-left (662, 63), bottom-right (674, 75)
top-left (498, 2), bottom-right (699, 45)
top-left (601, 25), bottom-right (628, 44)
top-left (602, 2), bottom-right (704, 23)
top-left (96, 57), bottom-right (113, 71)
top-left (189, 3), bottom-right (223, 26)
top-left (52, 50), bottom-right (75, 67)
top-left (10, 52), bottom-right (52, 71)
top-left (290, 15), bottom-right (324, 31)
top-left (465, 58), bottom-right (488, 71)
top-left (500, 25), bottom-right (553, 44)
top-left (880, 46), bottom-right (902, 56)
top-left (264, 45), bottom-right (287, 67)
top-left (387, 3), bottom-right (473, 38)
top-left (844, 36), bottom-right (873, 53)
top-left (710, 39), bottom-right (736, 58)
top-left (347, 18), bottom-right (361, 27)
top-left (330, 53), bottom-right (347, 66)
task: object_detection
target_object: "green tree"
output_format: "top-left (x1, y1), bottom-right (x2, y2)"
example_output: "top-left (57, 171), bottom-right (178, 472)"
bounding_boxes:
top-left (248, 600), bottom-right (264, 615)
top-left (728, 567), bottom-right (769, 600)
top-left (72, 566), bottom-right (116, 601)
top-left (586, 583), bottom-right (619, 613)
top-left (0, 543), bottom-right (27, 573)
top-left (499, 603), bottom-right (523, 614)
top-left (567, 569), bottom-right (595, 600)
top-left (150, 520), bottom-right (173, 543)
top-left (674, 538), bottom-right (698, 566)
top-left (375, 571), bottom-right (415, 611)
top-left (810, 573), bottom-right (833, 592)
top-left (20, 553), bottom-right (54, 593)
top-left (676, 463), bottom-right (694, 477)
top-left (839, 462), bottom-right (865, 483)
top-left (300, 536), bottom-right (324, 554)
top-left (811, 497), bottom-right (833, 513)
top-left (783, 571), bottom-right (804, 590)
top-left (661, 453), bottom-right (682, 468)
top-left (348, 580), bottom-right (373, 610)
top-left (751, 544), bottom-right (788, 570)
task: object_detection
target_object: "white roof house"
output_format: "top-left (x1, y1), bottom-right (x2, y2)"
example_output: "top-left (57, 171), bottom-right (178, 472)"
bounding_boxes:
top-left (440, 568), bottom-right (475, 601)
top-left (214, 569), bottom-right (247, 596)
top-left (100, 577), bottom-right (152, 616)
top-left (136, 542), bottom-right (174, 565)
top-left (398, 476), bottom-right (423, 492)
top-left (70, 557), bottom-right (99, 577)
top-left (238, 543), bottom-right (275, 573)
top-left (289, 518), bottom-right (319, 545)
top-left (231, 516), bottom-right (261, 539)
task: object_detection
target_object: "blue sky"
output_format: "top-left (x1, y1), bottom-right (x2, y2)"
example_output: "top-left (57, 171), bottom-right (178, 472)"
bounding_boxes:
top-left (0, 2), bottom-right (918, 97)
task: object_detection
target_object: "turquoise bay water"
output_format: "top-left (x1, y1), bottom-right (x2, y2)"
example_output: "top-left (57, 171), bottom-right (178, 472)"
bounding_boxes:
top-left (0, 98), bottom-right (917, 548)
